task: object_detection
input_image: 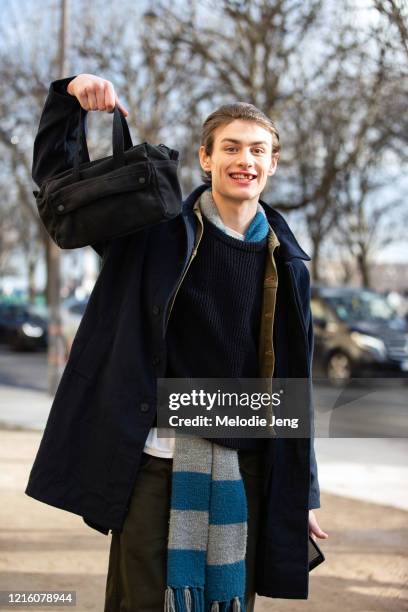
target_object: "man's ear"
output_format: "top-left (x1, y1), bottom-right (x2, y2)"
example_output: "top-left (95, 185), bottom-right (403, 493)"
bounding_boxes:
top-left (267, 153), bottom-right (279, 177)
top-left (199, 145), bottom-right (211, 173)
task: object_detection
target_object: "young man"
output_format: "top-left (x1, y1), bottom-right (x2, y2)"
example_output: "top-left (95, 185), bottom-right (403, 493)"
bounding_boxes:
top-left (27, 74), bottom-right (328, 612)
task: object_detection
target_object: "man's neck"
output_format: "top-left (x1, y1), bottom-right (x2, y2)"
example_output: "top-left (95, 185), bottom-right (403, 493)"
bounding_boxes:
top-left (211, 188), bottom-right (259, 235)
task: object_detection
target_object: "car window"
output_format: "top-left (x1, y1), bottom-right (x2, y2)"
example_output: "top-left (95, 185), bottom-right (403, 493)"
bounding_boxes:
top-left (323, 291), bottom-right (397, 322)
top-left (26, 304), bottom-right (49, 319)
top-left (0, 304), bottom-right (27, 322)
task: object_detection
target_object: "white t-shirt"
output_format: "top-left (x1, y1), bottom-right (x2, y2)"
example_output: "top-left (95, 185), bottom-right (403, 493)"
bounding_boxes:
top-left (143, 428), bottom-right (175, 458)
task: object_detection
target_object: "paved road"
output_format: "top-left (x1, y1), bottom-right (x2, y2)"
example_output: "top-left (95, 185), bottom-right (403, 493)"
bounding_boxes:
top-left (313, 378), bottom-right (408, 438)
top-left (0, 344), bottom-right (48, 392)
top-left (1, 343), bottom-right (407, 510)
top-left (1, 344), bottom-right (406, 436)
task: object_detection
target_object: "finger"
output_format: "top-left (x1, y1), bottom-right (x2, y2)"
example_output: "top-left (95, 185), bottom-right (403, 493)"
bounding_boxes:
top-left (114, 94), bottom-right (129, 117)
top-left (77, 90), bottom-right (90, 111)
top-left (104, 82), bottom-right (116, 113)
top-left (313, 526), bottom-right (329, 539)
top-left (95, 83), bottom-right (106, 111)
top-left (85, 88), bottom-right (98, 111)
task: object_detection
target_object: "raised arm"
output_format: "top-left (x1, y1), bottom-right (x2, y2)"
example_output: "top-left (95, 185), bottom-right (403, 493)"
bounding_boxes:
top-left (32, 73), bottom-right (128, 187)
top-left (32, 74), bottom-right (129, 256)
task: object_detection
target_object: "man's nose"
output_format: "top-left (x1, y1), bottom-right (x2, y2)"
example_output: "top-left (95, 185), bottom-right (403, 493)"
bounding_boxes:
top-left (238, 149), bottom-right (254, 167)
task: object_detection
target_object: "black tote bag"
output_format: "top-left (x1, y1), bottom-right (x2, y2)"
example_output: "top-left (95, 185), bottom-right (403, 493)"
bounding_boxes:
top-left (33, 105), bottom-right (183, 249)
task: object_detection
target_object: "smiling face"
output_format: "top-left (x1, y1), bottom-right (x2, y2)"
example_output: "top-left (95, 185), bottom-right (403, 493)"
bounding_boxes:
top-left (199, 119), bottom-right (279, 206)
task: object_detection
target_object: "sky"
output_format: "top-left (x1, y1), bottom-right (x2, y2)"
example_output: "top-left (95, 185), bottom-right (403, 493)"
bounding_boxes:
top-left (1, 0), bottom-right (407, 295)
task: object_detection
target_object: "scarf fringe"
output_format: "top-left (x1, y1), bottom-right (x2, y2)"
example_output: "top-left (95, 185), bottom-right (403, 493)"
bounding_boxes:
top-left (165, 586), bottom-right (206, 612)
top-left (210, 596), bottom-right (244, 612)
top-left (165, 587), bottom-right (244, 612)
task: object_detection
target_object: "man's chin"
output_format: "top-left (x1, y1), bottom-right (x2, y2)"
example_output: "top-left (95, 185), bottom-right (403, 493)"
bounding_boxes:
top-left (219, 186), bottom-right (261, 202)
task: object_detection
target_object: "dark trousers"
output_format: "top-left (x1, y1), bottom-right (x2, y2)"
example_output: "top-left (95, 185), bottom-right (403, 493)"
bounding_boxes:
top-left (104, 449), bottom-right (264, 612)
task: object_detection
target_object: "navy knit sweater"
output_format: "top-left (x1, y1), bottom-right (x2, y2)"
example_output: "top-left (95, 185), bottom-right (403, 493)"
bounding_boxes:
top-left (164, 215), bottom-right (268, 451)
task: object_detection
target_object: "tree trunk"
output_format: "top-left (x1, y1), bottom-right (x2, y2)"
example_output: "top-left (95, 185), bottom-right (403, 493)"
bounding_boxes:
top-left (311, 237), bottom-right (321, 282)
top-left (28, 258), bottom-right (36, 301)
top-left (341, 259), bottom-right (354, 284)
top-left (357, 249), bottom-right (371, 288)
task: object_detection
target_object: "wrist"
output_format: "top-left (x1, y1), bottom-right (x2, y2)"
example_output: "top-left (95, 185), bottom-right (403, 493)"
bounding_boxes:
top-left (50, 76), bottom-right (78, 100)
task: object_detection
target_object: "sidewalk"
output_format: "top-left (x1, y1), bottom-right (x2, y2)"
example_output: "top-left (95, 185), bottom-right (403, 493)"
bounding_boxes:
top-left (0, 428), bottom-right (407, 611)
top-left (0, 384), bottom-right (52, 431)
top-left (1, 383), bottom-right (408, 510)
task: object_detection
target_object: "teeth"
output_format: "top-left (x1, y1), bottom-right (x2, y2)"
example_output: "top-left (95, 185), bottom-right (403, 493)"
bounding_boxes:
top-left (230, 174), bottom-right (255, 179)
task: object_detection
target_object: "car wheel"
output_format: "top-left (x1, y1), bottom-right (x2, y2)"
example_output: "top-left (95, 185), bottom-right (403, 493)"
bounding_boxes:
top-left (326, 351), bottom-right (352, 386)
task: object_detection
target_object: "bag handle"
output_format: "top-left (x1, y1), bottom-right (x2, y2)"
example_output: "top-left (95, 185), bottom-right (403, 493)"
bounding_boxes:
top-left (73, 105), bottom-right (134, 181)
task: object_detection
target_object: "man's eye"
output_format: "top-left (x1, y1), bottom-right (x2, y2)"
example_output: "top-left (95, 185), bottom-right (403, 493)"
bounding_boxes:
top-left (226, 147), bottom-right (236, 152)
top-left (254, 148), bottom-right (265, 154)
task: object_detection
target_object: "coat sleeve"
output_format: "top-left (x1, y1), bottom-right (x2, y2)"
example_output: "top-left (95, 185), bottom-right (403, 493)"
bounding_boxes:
top-left (307, 311), bottom-right (321, 509)
top-left (32, 76), bottom-right (106, 258)
top-left (32, 76), bottom-right (87, 187)
top-left (303, 266), bottom-right (321, 510)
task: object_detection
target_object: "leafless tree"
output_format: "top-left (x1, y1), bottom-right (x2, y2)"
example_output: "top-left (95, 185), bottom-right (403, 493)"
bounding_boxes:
top-left (330, 159), bottom-right (407, 287)
top-left (139, 0), bottom-right (407, 282)
top-left (0, 0), bottom-right (181, 301)
top-left (0, 0), bottom-right (406, 297)
top-left (373, 0), bottom-right (408, 57)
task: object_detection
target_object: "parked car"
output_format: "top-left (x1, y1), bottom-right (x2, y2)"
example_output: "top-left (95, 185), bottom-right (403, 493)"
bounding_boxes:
top-left (2, 302), bottom-right (49, 351)
top-left (1, 295), bottom-right (90, 357)
top-left (0, 302), bottom-right (22, 342)
top-left (311, 286), bottom-right (408, 384)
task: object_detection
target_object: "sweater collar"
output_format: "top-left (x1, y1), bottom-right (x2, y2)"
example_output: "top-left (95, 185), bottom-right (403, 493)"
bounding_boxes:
top-left (182, 184), bottom-right (311, 261)
top-left (197, 188), bottom-right (268, 242)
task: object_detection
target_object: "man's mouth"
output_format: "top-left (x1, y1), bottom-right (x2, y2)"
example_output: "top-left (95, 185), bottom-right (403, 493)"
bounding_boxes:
top-left (229, 172), bottom-right (257, 184)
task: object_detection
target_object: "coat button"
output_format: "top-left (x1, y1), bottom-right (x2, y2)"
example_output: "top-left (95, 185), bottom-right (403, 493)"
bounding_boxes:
top-left (138, 176), bottom-right (146, 184)
top-left (152, 305), bottom-right (160, 315)
top-left (57, 204), bottom-right (65, 212)
top-left (140, 402), bottom-right (150, 413)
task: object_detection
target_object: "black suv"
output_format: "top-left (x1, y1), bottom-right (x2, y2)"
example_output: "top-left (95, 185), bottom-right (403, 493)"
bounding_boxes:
top-left (311, 286), bottom-right (408, 384)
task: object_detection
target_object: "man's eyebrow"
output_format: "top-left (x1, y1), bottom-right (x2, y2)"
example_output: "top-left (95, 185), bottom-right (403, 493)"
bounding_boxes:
top-left (220, 138), bottom-right (269, 146)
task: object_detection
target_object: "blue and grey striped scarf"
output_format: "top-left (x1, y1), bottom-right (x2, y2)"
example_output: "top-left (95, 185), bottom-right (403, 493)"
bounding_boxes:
top-left (165, 189), bottom-right (269, 612)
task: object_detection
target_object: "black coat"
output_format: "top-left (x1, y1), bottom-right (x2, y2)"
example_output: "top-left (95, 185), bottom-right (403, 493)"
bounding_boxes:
top-left (26, 78), bottom-right (321, 600)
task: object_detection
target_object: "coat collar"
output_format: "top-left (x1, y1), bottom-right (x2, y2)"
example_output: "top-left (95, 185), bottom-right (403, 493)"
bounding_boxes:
top-left (182, 183), bottom-right (311, 261)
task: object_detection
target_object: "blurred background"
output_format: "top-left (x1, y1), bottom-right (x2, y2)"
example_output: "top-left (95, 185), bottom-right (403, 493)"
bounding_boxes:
top-left (0, 0), bottom-right (407, 610)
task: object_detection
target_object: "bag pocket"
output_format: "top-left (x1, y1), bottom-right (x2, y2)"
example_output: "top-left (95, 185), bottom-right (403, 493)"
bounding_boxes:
top-left (52, 163), bottom-right (152, 215)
